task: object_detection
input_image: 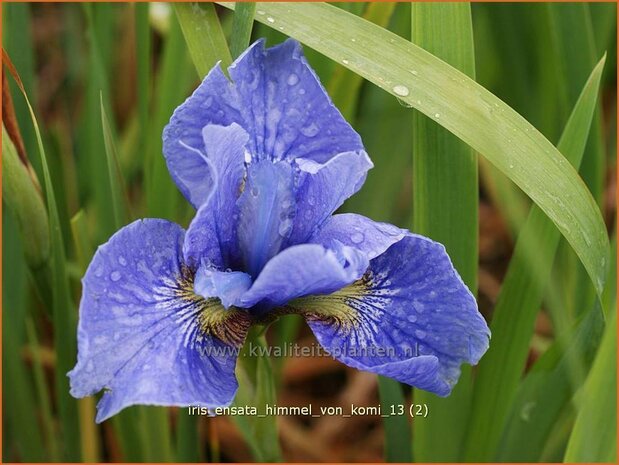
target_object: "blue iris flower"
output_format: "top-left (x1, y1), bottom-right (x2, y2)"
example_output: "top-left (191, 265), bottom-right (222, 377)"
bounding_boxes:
top-left (69, 39), bottom-right (490, 423)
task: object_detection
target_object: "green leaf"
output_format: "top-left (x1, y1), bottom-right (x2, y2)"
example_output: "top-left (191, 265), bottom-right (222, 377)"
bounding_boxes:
top-left (563, 304), bottom-right (617, 462)
top-left (497, 302), bottom-right (605, 461)
top-left (233, 330), bottom-right (283, 462)
top-left (8, 52), bottom-right (82, 461)
top-left (230, 2), bottom-right (256, 59)
top-left (410, 4), bottom-right (477, 462)
top-left (218, 1), bottom-right (609, 298)
top-left (100, 93), bottom-right (129, 229)
top-left (377, 377), bottom-right (412, 462)
top-left (2, 213), bottom-right (46, 462)
top-left (145, 16), bottom-right (194, 222)
top-left (2, 125), bottom-right (50, 269)
top-left (328, 2), bottom-right (396, 120)
top-left (175, 2), bottom-right (232, 79)
top-left (464, 56), bottom-right (606, 462)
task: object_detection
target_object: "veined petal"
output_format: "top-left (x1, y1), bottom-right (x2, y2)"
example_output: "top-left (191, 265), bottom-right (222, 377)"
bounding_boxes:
top-left (183, 124), bottom-right (249, 270)
top-left (287, 151), bottom-right (373, 245)
top-left (229, 39), bottom-right (364, 162)
top-left (68, 220), bottom-right (251, 422)
top-left (194, 266), bottom-right (252, 310)
top-left (239, 243), bottom-right (368, 310)
top-left (163, 66), bottom-right (242, 208)
top-left (288, 234), bottom-right (490, 396)
top-left (237, 160), bottom-right (296, 277)
top-left (310, 213), bottom-right (406, 260)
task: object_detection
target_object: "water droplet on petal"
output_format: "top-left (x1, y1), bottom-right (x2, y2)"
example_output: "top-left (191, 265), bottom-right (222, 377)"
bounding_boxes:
top-left (415, 329), bottom-right (426, 339)
top-left (409, 70), bottom-right (419, 76)
top-left (287, 73), bottom-right (299, 86)
top-left (298, 88), bottom-right (306, 95)
top-left (266, 16), bottom-right (275, 23)
top-left (351, 232), bottom-right (364, 244)
top-left (301, 123), bottom-right (319, 138)
top-left (393, 85), bottom-right (410, 97)
top-left (278, 219), bottom-right (293, 237)
top-left (256, 10), bottom-right (265, 15)
top-left (118, 256), bottom-right (127, 266)
top-left (251, 187), bottom-right (259, 197)
top-left (111, 271), bottom-right (121, 282)
top-left (342, 59), bottom-right (350, 65)
top-left (244, 149), bottom-right (252, 163)
top-left (434, 113), bottom-right (441, 119)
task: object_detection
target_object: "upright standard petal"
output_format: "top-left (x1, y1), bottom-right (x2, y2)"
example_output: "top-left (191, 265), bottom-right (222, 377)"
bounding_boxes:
top-left (229, 39), bottom-right (364, 162)
top-left (163, 67), bottom-right (242, 208)
top-left (287, 234), bottom-right (490, 396)
top-left (239, 243), bottom-right (368, 310)
top-left (69, 220), bottom-right (251, 422)
top-left (183, 123), bottom-right (249, 269)
top-left (237, 160), bottom-right (296, 277)
top-left (287, 151), bottom-right (373, 245)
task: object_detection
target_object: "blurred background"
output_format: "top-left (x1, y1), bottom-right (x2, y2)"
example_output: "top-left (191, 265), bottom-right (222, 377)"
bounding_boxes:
top-left (2, 2), bottom-right (616, 462)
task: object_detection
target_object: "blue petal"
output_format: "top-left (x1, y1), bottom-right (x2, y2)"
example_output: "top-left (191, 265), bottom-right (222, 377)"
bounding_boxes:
top-left (287, 151), bottom-right (373, 245)
top-left (237, 160), bottom-right (296, 277)
top-left (163, 67), bottom-right (242, 207)
top-left (68, 219), bottom-right (250, 422)
top-left (183, 123), bottom-right (249, 269)
top-left (194, 266), bottom-right (252, 310)
top-left (290, 234), bottom-right (490, 396)
top-left (229, 39), bottom-right (364, 162)
top-left (164, 39), bottom-right (366, 207)
top-left (310, 213), bottom-right (406, 260)
top-left (239, 243), bottom-right (368, 310)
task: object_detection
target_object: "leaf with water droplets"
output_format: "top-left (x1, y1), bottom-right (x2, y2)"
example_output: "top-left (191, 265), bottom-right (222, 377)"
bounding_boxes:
top-left (217, 1), bottom-right (610, 298)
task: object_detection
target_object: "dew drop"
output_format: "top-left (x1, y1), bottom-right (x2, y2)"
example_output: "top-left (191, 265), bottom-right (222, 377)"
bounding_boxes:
top-left (409, 70), bottom-right (419, 76)
top-left (342, 59), bottom-right (350, 65)
top-left (301, 123), bottom-right (319, 138)
top-left (118, 256), bottom-right (127, 266)
top-left (111, 271), bottom-right (121, 282)
top-left (244, 149), bottom-right (252, 163)
top-left (434, 113), bottom-right (441, 119)
top-left (392, 85), bottom-right (410, 97)
top-left (298, 88), bottom-right (306, 95)
top-left (251, 187), bottom-right (259, 197)
top-left (351, 38), bottom-right (357, 42)
top-left (256, 10), bottom-right (265, 15)
top-left (415, 329), bottom-right (426, 339)
top-left (407, 314), bottom-right (417, 323)
top-left (266, 16), bottom-right (275, 23)
top-left (287, 73), bottom-right (299, 86)
top-left (278, 219), bottom-right (293, 237)
top-left (95, 266), bottom-right (104, 278)
top-left (351, 232), bottom-right (364, 244)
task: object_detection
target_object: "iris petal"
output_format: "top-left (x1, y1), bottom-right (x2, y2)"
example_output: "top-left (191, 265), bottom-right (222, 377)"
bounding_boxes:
top-left (183, 123), bottom-right (249, 269)
top-left (287, 234), bottom-right (490, 395)
top-left (287, 151), bottom-right (373, 245)
top-left (68, 220), bottom-right (250, 422)
top-left (310, 213), bottom-right (407, 259)
top-left (163, 67), bottom-right (242, 208)
top-left (163, 39), bottom-right (366, 208)
top-left (237, 160), bottom-right (296, 277)
top-left (194, 266), bottom-right (252, 310)
top-left (229, 39), bottom-right (364, 162)
top-left (239, 243), bottom-right (368, 310)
